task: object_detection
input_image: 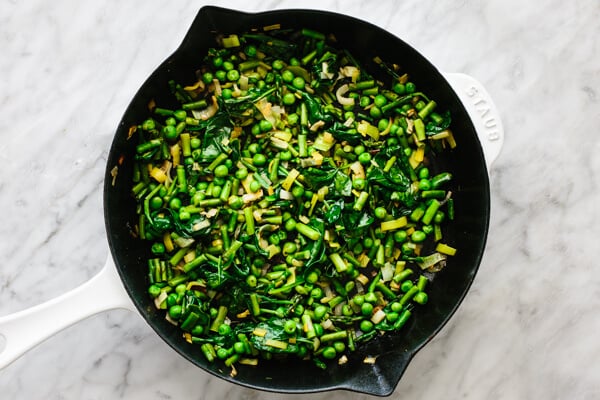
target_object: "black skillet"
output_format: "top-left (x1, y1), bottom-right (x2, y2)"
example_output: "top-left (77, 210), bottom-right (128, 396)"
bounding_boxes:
top-left (0, 6), bottom-right (502, 397)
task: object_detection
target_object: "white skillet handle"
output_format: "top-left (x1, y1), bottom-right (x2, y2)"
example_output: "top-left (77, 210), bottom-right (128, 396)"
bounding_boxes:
top-left (444, 72), bottom-right (504, 169)
top-left (0, 257), bottom-right (135, 369)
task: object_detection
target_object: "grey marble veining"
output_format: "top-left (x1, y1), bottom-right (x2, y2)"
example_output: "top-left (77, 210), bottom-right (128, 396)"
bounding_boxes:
top-left (1, 0), bottom-right (600, 399)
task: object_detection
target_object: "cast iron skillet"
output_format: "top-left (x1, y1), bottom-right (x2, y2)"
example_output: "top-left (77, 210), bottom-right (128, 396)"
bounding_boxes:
top-left (104, 6), bottom-right (491, 396)
top-left (0, 6), bottom-right (500, 397)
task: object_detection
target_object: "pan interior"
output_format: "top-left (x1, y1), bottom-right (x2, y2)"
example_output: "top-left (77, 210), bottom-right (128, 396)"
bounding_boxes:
top-left (104, 6), bottom-right (490, 396)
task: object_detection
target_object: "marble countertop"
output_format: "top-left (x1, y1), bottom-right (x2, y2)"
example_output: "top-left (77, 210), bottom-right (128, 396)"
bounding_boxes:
top-left (1, 0), bottom-right (599, 398)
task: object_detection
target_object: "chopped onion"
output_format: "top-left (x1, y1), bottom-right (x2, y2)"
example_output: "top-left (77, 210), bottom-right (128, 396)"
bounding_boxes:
top-left (340, 66), bottom-right (360, 82)
top-left (336, 84), bottom-right (355, 106)
top-left (363, 355), bottom-right (378, 364)
top-left (381, 263), bottom-right (395, 282)
top-left (192, 95), bottom-right (218, 120)
top-left (350, 161), bottom-right (366, 179)
top-left (279, 189), bottom-right (294, 200)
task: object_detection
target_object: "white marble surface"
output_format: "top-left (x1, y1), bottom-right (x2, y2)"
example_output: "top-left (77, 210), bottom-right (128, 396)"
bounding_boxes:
top-left (1, 0), bottom-right (599, 398)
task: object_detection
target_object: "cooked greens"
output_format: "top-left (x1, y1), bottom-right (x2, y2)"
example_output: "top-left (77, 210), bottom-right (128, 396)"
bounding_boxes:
top-left (130, 26), bottom-right (458, 371)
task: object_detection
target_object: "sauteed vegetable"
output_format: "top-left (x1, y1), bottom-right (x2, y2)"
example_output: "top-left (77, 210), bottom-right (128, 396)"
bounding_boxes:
top-left (130, 26), bottom-right (457, 371)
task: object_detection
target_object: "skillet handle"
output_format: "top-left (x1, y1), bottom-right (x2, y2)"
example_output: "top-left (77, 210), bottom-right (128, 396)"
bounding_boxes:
top-left (0, 257), bottom-right (135, 369)
top-left (444, 72), bottom-right (504, 169)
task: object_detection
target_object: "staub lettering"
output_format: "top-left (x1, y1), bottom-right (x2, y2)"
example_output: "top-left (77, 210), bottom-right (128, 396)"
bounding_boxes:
top-left (466, 85), bottom-right (501, 141)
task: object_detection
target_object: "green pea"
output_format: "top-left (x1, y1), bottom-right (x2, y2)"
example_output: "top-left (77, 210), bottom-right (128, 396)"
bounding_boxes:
top-left (419, 167), bottom-right (430, 179)
top-left (228, 195), bottom-right (243, 210)
top-left (212, 56), bottom-right (223, 68)
top-left (392, 82), bottom-right (406, 94)
top-left (249, 180), bottom-right (261, 193)
top-left (369, 106), bottom-right (382, 118)
top-left (393, 230), bottom-right (408, 243)
top-left (434, 211), bottom-right (445, 224)
top-left (215, 70), bottom-right (227, 82)
top-left (284, 218), bottom-right (296, 231)
top-left (413, 292), bottom-right (428, 305)
top-left (374, 94), bottom-right (387, 108)
top-left (405, 82), bottom-right (416, 94)
top-left (226, 69), bottom-right (240, 82)
top-left (218, 323), bottom-right (232, 336)
top-left (314, 305), bottom-right (328, 320)
top-left (252, 153), bottom-right (267, 167)
top-left (333, 341), bottom-right (346, 353)
top-left (366, 292), bottom-right (379, 304)
top-left (400, 280), bottom-right (414, 292)
top-left (259, 119), bottom-right (273, 132)
top-left (378, 118), bottom-right (389, 131)
top-left (163, 125), bottom-right (178, 141)
top-left (313, 324), bottom-right (324, 337)
top-left (201, 71), bottom-right (214, 84)
top-left (363, 237), bottom-right (374, 249)
top-left (411, 230), bottom-right (427, 243)
top-left (291, 185), bottom-right (304, 199)
top-left (244, 45), bottom-right (257, 57)
top-left (310, 287), bottom-right (323, 299)
top-left (150, 196), bottom-right (163, 210)
top-left (293, 305), bottom-right (305, 318)
top-left (281, 70), bottom-right (294, 83)
top-left (359, 96), bottom-right (371, 107)
top-left (191, 325), bottom-right (204, 336)
top-left (211, 185), bottom-right (222, 198)
top-left (179, 210), bottom-right (191, 221)
top-left (169, 197), bottom-right (182, 210)
top-left (415, 100), bottom-right (426, 111)
top-left (221, 88), bottom-right (233, 99)
top-left (419, 179), bottom-right (432, 191)
top-left (390, 302), bottom-right (402, 313)
top-left (175, 284), bottom-right (186, 295)
top-left (222, 61), bottom-right (234, 71)
top-left (272, 59), bottom-right (284, 70)
top-left (322, 346), bottom-right (337, 360)
top-left (360, 320), bottom-right (374, 333)
top-left (148, 284), bottom-right (161, 298)
top-left (374, 207), bottom-right (387, 219)
top-left (361, 302), bottom-right (374, 316)
top-left (248, 143), bottom-right (260, 154)
top-left (283, 92), bottom-right (296, 106)
top-left (235, 168), bottom-right (248, 180)
top-left (280, 150), bottom-right (292, 161)
top-left (386, 312), bottom-right (399, 323)
top-left (216, 347), bottom-right (228, 360)
top-left (173, 109), bottom-right (187, 121)
top-left (358, 152), bottom-right (371, 165)
top-left (353, 243), bottom-right (363, 255)
top-left (292, 76), bottom-right (305, 90)
top-left (246, 275), bottom-right (257, 287)
top-left (284, 319), bottom-right (297, 334)
top-left (342, 304), bottom-right (354, 316)
top-left (214, 164), bottom-right (229, 178)
top-left (283, 242), bottom-right (297, 255)
top-left (234, 341), bottom-right (247, 354)
top-left (151, 242), bottom-right (165, 255)
top-left (352, 177), bottom-right (366, 190)
top-left (168, 304), bottom-right (183, 319)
